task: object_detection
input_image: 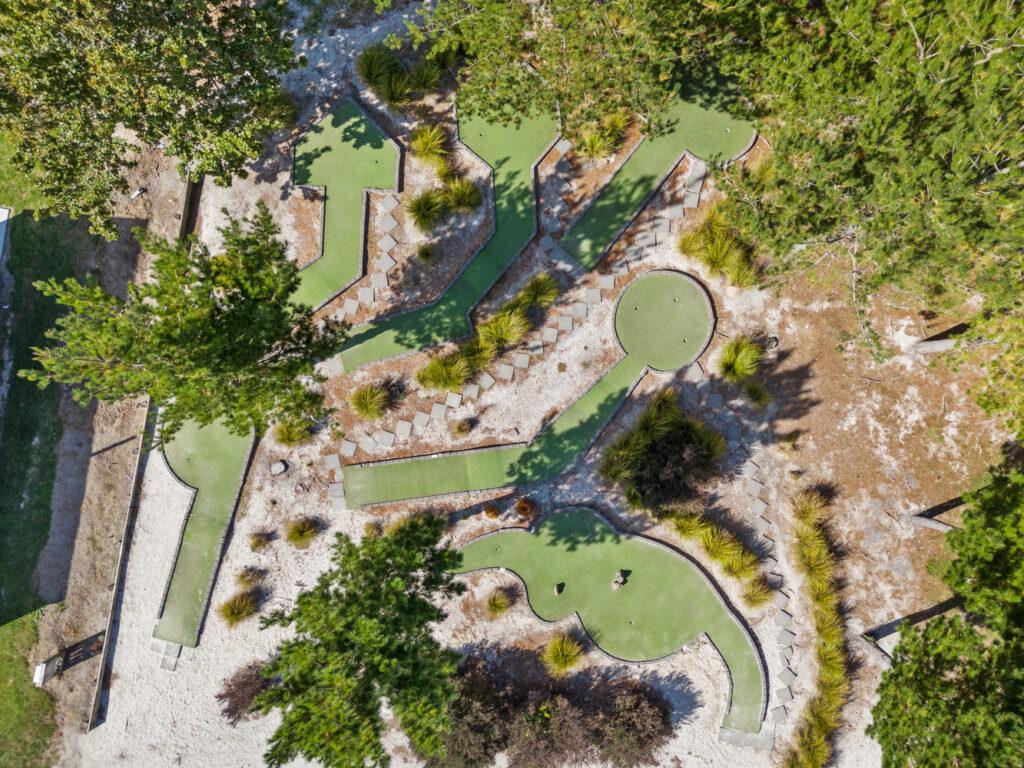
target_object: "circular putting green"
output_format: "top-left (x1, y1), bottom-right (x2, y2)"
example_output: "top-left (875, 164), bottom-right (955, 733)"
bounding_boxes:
top-left (614, 270), bottom-right (713, 371)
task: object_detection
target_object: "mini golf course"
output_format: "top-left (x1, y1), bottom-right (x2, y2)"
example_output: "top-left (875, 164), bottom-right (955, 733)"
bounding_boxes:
top-left (457, 508), bottom-right (766, 733)
top-left (338, 109), bottom-right (558, 371)
top-left (341, 271), bottom-right (713, 507)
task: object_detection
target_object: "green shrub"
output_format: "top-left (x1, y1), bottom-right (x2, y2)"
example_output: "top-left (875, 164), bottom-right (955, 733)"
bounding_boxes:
top-left (483, 504), bottom-right (500, 518)
top-left (678, 205), bottom-right (758, 288)
top-left (444, 177), bottom-right (483, 212)
top-left (577, 130), bottom-right (615, 161)
top-left (744, 381), bottom-right (774, 409)
top-left (416, 242), bottom-right (437, 262)
top-left (540, 632), bottom-right (584, 678)
top-left (429, 46), bottom-right (459, 73)
top-left (285, 516), bottom-right (321, 549)
top-left (409, 59), bottom-right (442, 92)
top-left (349, 383), bottom-right (390, 420)
top-left (452, 418), bottom-right (473, 436)
top-left (273, 418), bottom-right (311, 447)
top-left (514, 498), bottom-right (535, 517)
top-left (356, 43), bottom-right (403, 87)
top-left (416, 352), bottom-right (471, 391)
top-left (410, 124), bottom-right (448, 169)
top-left (486, 588), bottom-right (513, 618)
top-left (592, 679), bottom-right (672, 768)
top-left (218, 589), bottom-right (260, 627)
top-left (406, 189), bottom-right (450, 232)
top-left (249, 530), bottom-right (273, 551)
top-left (479, 310), bottom-right (529, 349)
top-left (717, 336), bottom-right (763, 383)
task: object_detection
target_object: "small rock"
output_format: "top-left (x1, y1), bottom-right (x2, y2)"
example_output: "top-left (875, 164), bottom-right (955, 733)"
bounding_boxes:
top-left (554, 583), bottom-right (563, 596)
top-left (270, 460), bottom-right (288, 476)
top-left (294, 483), bottom-right (307, 495)
top-left (611, 581), bottom-right (622, 590)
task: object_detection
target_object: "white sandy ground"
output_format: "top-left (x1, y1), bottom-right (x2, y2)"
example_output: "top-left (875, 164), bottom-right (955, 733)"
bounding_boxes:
top-left (62, 4), bottom-right (902, 767)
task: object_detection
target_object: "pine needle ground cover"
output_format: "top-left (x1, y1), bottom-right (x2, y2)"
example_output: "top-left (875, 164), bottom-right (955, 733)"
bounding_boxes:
top-left (456, 508), bottom-right (765, 732)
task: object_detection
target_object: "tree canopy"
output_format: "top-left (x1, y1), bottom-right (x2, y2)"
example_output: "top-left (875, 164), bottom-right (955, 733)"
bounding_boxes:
top-left (20, 202), bottom-right (342, 443)
top-left (0, 0), bottom-right (298, 238)
top-left (256, 515), bottom-right (465, 768)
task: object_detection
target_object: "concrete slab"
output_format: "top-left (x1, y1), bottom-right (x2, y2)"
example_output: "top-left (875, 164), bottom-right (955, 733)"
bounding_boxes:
top-left (322, 453), bottom-right (341, 471)
top-left (707, 392), bottom-right (724, 409)
top-left (782, 644), bottom-right (794, 660)
top-left (375, 430), bottom-right (395, 448)
top-left (463, 383), bottom-right (480, 400)
top-left (430, 402), bottom-right (448, 420)
top-left (445, 392), bottom-right (463, 408)
top-left (478, 373), bottom-right (496, 390)
top-left (772, 705), bottom-right (788, 723)
top-left (342, 297), bottom-right (359, 316)
top-left (539, 233), bottom-right (556, 253)
top-left (778, 628), bottom-right (796, 645)
top-left (776, 687), bottom-right (794, 705)
top-left (779, 667), bottom-right (797, 685)
top-left (599, 274), bottom-right (616, 291)
top-left (745, 478), bottom-right (765, 497)
top-left (611, 260), bottom-right (629, 276)
top-left (718, 727), bottom-right (775, 751)
top-left (514, 352), bottom-right (530, 369)
top-left (652, 217), bottom-right (671, 234)
top-left (773, 591), bottom-right (790, 609)
top-left (371, 272), bottom-right (388, 290)
top-left (380, 214), bottom-right (398, 232)
top-left (325, 355), bottom-right (344, 377)
top-left (378, 233), bottom-right (397, 252)
top-left (571, 302), bottom-right (587, 319)
top-left (636, 231), bottom-right (657, 247)
top-left (526, 339), bottom-right (544, 355)
top-left (683, 190), bottom-right (700, 208)
top-left (395, 420), bottom-right (412, 438)
top-left (726, 424), bottom-right (743, 441)
top-left (331, 495), bottom-right (348, 511)
top-left (625, 245), bottom-right (643, 259)
top-left (542, 327), bottom-right (558, 343)
top-left (774, 610), bottom-right (793, 628)
top-left (358, 436), bottom-right (378, 453)
top-left (666, 203), bottom-right (685, 219)
top-left (750, 498), bottom-right (769, 516)
top-left (328, 482), bottom-right (346, 499)
top-left (381, 194), bottom-right (400, 212)
top-left (358, 286), bottom-right (375, 304)
top-left (413, 410), bottom-right (430, 428)
top-left (340, 440), bottom-right (357, 458)
top-left (557, 315), bottom-right (573, 331)
top-left (554, 157), bottom-right (571, 176)
top-left (378, 253), bottom-right (397, 272)
top-left (497, 364), bottom-right (514, 381)
top-left (554, 138), bottom-right (573, 155)
top-left (753, 516), bottom-right (771, 535)
top-left (585, 288), bottom-right (602, 304)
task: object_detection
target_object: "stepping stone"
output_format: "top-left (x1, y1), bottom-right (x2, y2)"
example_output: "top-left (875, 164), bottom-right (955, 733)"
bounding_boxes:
top-left (378, 253), bottom-right (397, 272)
top-left (332, 309), bottom-right (345, 323)
top-left (478, 373), bottom-right (496, 390)
top-left (740, 459), bottom-right (760, 478)
top-left (599, 274), bottom-right (616, 291)
top-left (750, 498), bottom-right (768, 516)
top-left (782, 644), bottom-right (794, 660)
top-left (554, 138), bottom-right (573, 155)
top-left (753, 516), bottom-right (771, 535)
top-left (778, 652), bottom-right (790, 668)
top-left (342, 297), bottom-right (359, 316)
top-left (358, 435), bottom-right (378, 453)
top-left (778, 628), bottom-right (796, 645)
top-left (555, 180), bottom-right (572, 197)
top-left (557, 315), bottom-right (573, 331)
top-left (707, 392), bottom-right (724, 410)
top-left (555, 157), bottom-right (571, 176)
top-left (395, 420), bottom-right (413, 438)
top-left (774, 610), bottom-right (794, 628)
top-left (652, 217), bottom-right (671, 234)
top-left (430, 402), bottom-right (448, 420)
top-left (666, 203), bottom-right (685, 219)
top-left (625, 244), bottom-right (643, 259)
top-left (322, 453), bottom-right (341, 471)
top-left (381, 194), bottom-right (400, 212)
top-left (636, 231), bottom-right (657, 247)
top-left (683, 190), bottom-right (700, 208)
top-left (380, 214), bottom-right (398, 232)
top-left (585, 288), bottom-right (602, 304)
top-left (445, 392), bottom-right (463, 408)
top-left (611, 260), bottom-right (629, 276)
top-left (526, 339), bottom-right (544, 355)
top-left (745, 478), bottom-right (765, 497)
top-left (549, 198), bottom-right (568, 217)
top-left (378, 233), bottom-right (398, 252)
top-left (764, 555), bottom-right (779, 570)
top-left (413, 410), bottom-right (430, 428)
top-left (375, 430), bottom-right (395, 448)
top-left (779, 667), bottom-right (797, 685)
top-left (331, 495), bottom-right (347, 512)
top-left (514, 352), bottom-right (530, 369)
top-left (542, 327), bottom-right (559, 343)
top-left (775, 687), bottom-right (794, 705)
top-left (773, 591), bottom-right (790, 609)
top-left (539, 233), bottom-right (556, 253)
top-left (772, 705), bottom-right (789, 723)
top-left (325, 355), bottom-right (344, 377)
top-left (340, 440), bottom-right (357, 458)
top-left (726, 424), bottom-right (743, 441)
top-left (160, 656), bottom-right (178, 671)
top-left (497, 364), bottom-right (515, 381)
top-left (371, 272), bottom-right (388, 290)
top-left (358, 286), bottom-right (375, 305)
top-left (722, 406), bottom-right (737, 422)
top-left (328, 482), bottom-right (346, 499)
top-left (686, 160), bottom-right (708, 190)
top-left (463, 383), bottom-right (480, 400)
top-left (571, 302), bottom-right (588, 319)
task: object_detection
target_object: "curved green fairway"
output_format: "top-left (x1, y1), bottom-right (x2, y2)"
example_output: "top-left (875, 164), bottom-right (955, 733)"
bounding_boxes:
top-left (561, 78), bottom-right (754, 270)
top-left (457, 508), bottom-right (766, 733)
top-left (290, 99), bottom-right (398, 310)
top-left (154, 419), bottom-right (252, 646)
top-left (338, 110), bottom-right (557, 370)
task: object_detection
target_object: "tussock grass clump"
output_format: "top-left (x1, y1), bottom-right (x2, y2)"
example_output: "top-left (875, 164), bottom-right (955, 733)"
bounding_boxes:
top-left (486, 588), bottom-right (513, 618)
top-left (408, 59), bottom-right (442, 92)
top-left (416, 353), bottom-right (471, 391)
top-left (577, 130), bottom-right (616, 161)
top-left (781, 489), bottom-right (851, 768)
top-left (406, 189), bottom-right (451, 232)
top-left (744, 381), bottom-right (774, 410)
top-left (376, 73), bottom-right (412, 111)
top-left (409, 124), bottom-right (448, 170)
top-left (248, 530), bottom-right (273, 552)
top-left (285, 516), bottom-right (321, 549)
top-left (479, 310), bottom-right (529, 349)
top-left (540, 632), bottom-right (584, 678)
top-left (235, 566), bottom-right (265, 589)
top-left (349, 383), bottom-right (390, 420)
top-left (677, 205), bottom-right (759, 287)
top-left (717, 336), bottom-right (764, 383)
top-left (273, 418), bottom-right (311, 447)
top-left (443, 177), bottom-right (482, 212)
top-left (356, 44), bottom-right (403, 88)
top-left (514, 271), bottom-right (560, 311)
top-left (218, 589), bottom-right (260, 627)
top-left (743, 576), bottom-right (773, 607)
top-left (416, 242), bottom-right (437, 262)
top-left (671, 512), bottom-right (761, 583)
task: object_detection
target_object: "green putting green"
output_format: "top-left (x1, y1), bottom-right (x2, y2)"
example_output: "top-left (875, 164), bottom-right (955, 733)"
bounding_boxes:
top-left (290, 99), bottom-right (398, 310)
top-left (456, 508), bottom-right (766, 733)
top-left (561, 79), bottom-right (754, 270)
top-left (338, 110), bottom-right (558, 371)
top-left (341, 271), bottom-right (712, 507)
top-left (154, 419), bottom-right (252, 647)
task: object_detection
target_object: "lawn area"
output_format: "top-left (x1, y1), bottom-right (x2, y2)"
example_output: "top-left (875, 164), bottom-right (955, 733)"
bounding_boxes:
top-left (456, 508), bottom-right (766, 733)
top-left (561, 79), bottom-right (754, 270)
top-left (338, 109), bottom-right (558, 371)
top-left (0, 136), bottom-right (92, 766)
top-left (290, 99), bottom-right (398, 310)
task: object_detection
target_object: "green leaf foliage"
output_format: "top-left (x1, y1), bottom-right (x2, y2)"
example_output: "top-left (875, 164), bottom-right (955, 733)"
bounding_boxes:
top-left (0, 0), bottom-right (298, 238)
top-left (20, 202), bottom-right (345, 444)
top-left (256, 515), bottom-right (465, 768)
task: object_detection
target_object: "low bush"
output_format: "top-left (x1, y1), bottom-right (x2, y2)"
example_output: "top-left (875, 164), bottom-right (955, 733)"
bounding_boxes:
top-left (669, 511), bottom-right (767, 605)
top-left (577, 130), bottom-right (615, 161)
top-left (744, 381), bottom-right (774, 409)
top-left (743, 576), bottom-right (773, 607)
top-left (540, 632), bottom-right (584, 678)
top-left (591, 678), bottom-right (672, 768)
top-left (416, 352), bottom-right (471, 391)
top-left (416, 242), bottom-right (437, 262)
top-left (235, 566), bottom-right (265, 589)
top-left (483, 504), bottom-right (500, 518)
top-left (375, 73), bottom-right (412, 111)
top-left (677, 205), bottom-right (759, 287)
top-left (406, 189), bottom-right (450, 232)
top-left (349, 382), bottom-right (390, 420)
top-left (486, 588), bottom-right (513, 618)
top-left (248, 530), bottom-right (273, 552)
top-left (717, 336), bottom-right (764, 383)
top-left (514, 498), bottom-right (535, 518)
top-left (506, 695), bottom-right (591, 768)
top-left (444, 177), bottom-right (483, 212)
top-left (410, 124), bottom-right (448, 170)
top-left (216, 661), bottom-right (272, 726)
top-left (285, 516), bottom-right (321, 549)
top-left (426, 665), bottom-right (509, 768)
top-left (356, 43), bottom-right (403, 88)
top-left (408, 59), bottom-right (442, 92)
top-left (508, 271), bottom-right (560, 313)
top-left (479, 310), bottom-right (529, 349)
top-left (452, 418), bottom-right (473, 436)
top-left (218, 589), bottom-right (260, 627)
top-left (273, 418), bottom-right (311, 447)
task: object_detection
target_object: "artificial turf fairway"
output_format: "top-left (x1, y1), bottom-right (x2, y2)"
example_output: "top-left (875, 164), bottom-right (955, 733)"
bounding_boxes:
top-left (457, 508), bottom-right (765, 733)
top-left (338, 110), bottom-right (557, 370)
top-left (290, 99), bottom-right (398, 310)
top-left (615, 272), bottom-right (712, 370)
top-left (154, 419), bottom-right (252, 646)
top-left (561, 79), bottom-right (754, 270)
